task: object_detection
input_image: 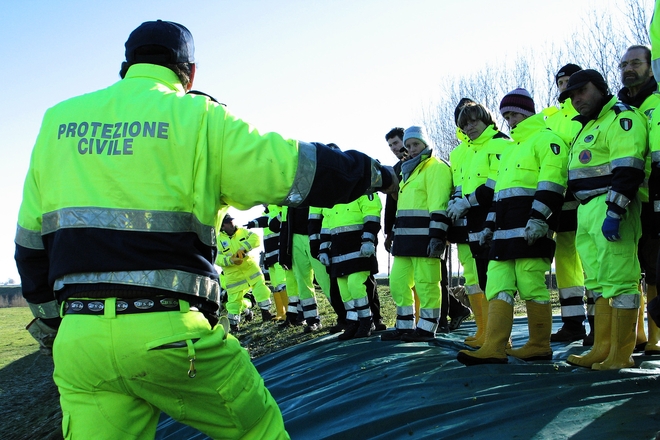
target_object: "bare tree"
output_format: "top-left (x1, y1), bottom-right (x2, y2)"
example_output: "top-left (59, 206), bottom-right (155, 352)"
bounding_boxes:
top-left (421, 0), bottom-right (653, 277)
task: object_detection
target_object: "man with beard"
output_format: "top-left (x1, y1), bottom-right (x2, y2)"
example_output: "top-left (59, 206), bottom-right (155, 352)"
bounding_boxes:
top-left (617, 45), bottom-right (660, 355)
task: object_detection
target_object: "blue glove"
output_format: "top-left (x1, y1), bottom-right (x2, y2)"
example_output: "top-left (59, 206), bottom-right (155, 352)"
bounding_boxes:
top-left (602, 211), bottom-right (621, 242)
top-left (360, 242), bottom-right (376, 257)
top-left (523, 218), bottom-right (548, 246)
top-left (477, 228), bottom-right (493, 246)
top-left (318, 252), bottom-right (331, 266)
top-left (447, 197), bottom-right (471, 222)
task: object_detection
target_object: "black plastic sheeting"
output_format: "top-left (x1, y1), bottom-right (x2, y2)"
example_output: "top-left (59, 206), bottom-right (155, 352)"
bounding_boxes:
top-left (156, 316), bottom-right (660, 439)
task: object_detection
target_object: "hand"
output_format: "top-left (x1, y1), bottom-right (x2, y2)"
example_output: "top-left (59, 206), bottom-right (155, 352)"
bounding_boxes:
top-left (384, 235), bottom-right (393, 253)
top-left (447, 197), bottom-right (471, 222)
top-left (523, 218), bottom-right (549, 245)
top-left (26, 318), bottom-right (57, 356)
top-left (477, 228), bottom-right (493, 246)
top-left (360, 242), bottom-right (376, 257)
top-left (380, 166), bottom-right (399, 200)
top-left (427, 238), bottom-right (446, 258)
top-left (230, 252), bottom-right (244, 265)
top-left (243, 220), bottom-right (258, 229)
top-left (602, 211), bottom-right (621, 241)
top-left (318, 253), bottom-right (331, 266)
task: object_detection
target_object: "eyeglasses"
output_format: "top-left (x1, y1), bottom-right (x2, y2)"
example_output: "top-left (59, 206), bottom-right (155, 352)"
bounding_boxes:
top-left (618, 59), bottom-right (647, 70)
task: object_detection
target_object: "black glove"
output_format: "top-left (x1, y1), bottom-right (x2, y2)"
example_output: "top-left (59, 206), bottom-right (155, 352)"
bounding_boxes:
top-left (427, 238), bottom-right (445, 258)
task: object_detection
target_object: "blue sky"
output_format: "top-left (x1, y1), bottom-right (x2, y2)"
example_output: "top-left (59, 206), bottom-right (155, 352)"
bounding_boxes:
top-left (1, 0), bottom-right (615, 282)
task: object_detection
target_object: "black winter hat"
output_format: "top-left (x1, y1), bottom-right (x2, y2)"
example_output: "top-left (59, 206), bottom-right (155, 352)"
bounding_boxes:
top-left (555, 63), bottom-right (582, 85)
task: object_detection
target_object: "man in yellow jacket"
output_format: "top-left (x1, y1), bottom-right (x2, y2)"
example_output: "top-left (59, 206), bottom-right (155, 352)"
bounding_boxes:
top-left (562, 69), bottom-right (647, 370)
top-left (216, 214), bottom-right (273, 331)
top-left (15, 20), bottom-right (397, 440)
top-left (617, 45), bottom-right (660, 355)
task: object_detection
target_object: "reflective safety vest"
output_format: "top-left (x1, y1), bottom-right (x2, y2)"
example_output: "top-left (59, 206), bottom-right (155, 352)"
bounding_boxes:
top-left (320, 194), bottom-right (382, 277)
top-left (392, 151), bottom-right (452, 257)
top-left (487, 114), bottom-right (568, 261)
top-left (568, 96), bottom-right (647, 215)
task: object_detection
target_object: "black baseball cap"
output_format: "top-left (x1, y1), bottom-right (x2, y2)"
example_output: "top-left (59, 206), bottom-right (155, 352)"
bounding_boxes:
top-left (558, 69), bottom-right (609, 102)
top-left (125, 20), bottom-right (195, 64)
top-left (222, 214), bottom-right (234, 223)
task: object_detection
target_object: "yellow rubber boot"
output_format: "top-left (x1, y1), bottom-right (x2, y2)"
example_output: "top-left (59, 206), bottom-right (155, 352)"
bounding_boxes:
top-left (593, 307), bottom-right (638, 370)
top-left (464, 292), bottom-right (484, 343)
top-left (506, 301), bottom-right (553, 361)
top-left (646, 284), bottom-right (660, 354)
top-left (636, 283), bottom-right (647, 349)
top-left (567, 297), bottom-right (611, 368)
top-left (465, 294), bottom-right (490, 348)
top-left (457, 299), bottom-right (513, 366)
top-left (273, 289), bottom-right (288, 321)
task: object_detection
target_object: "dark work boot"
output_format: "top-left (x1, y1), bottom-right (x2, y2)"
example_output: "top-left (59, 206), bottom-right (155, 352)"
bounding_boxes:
top-left (338, 321), bottom-right (359, 340)
top-left (551, 324), bottom-right (586, 342)
top-left (261, 309), bottom-right (275, 322)
top-left (354, 317), bottom-right (373, 338)
top-left (380, 328), bottom-right (414, 341)
top-left (583, 315), bottom-right (595, 346)
top-left (278, 312), bottom-right (303, 329)
top-left (401, 328), bottom-right (436, 342)
top-left (329, 318), bottom-right (348, 334)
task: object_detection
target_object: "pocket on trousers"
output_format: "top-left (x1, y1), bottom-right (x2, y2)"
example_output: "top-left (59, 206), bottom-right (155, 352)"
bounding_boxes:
top-left (216, 352), bottom-right (268, 432)
top-left (145, 333), bottom-right (202, 350)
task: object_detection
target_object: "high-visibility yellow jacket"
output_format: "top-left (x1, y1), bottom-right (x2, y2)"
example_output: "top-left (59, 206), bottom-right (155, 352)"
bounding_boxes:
top-left (543, 99), bottom-right (582, 233)
top-left (15, 63), bottom-right (388, 318)
top-left (320, 194), bottom-right (382, 277)
top-left (448, 138), bottom-right (470, 244)
top-left (392, 149), bottom-right (452, 257)
top-left (543, 99), bottom-right (581, 146)
top-left (487, 114), bottom-right (568, 261)
top-left (462, 125), bottom-right (510, 257)
top-left (216, 228), bottom-right (262, 285)
top-left (617, 82), bottom-right (660, 204)
top-left (568, 96), bottom-right (647, 216)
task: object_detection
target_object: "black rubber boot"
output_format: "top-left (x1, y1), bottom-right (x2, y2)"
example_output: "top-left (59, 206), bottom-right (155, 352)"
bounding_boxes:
top-left (260, 309), bottom-right (275, 322)
top-left (354, 317), bottom-right (373, 338)
top-left (338, 321), bottom-right (359, 340)
top-left (278, 312), bottom-right (303, 329)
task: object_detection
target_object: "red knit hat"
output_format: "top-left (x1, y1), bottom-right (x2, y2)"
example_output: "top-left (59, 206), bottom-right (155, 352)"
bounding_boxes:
top-left (499, 88), bottom-right (535, 117)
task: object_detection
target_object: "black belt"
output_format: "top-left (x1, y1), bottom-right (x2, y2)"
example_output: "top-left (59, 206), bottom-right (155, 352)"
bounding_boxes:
top-left (64, 297), bottom-right (185, 315)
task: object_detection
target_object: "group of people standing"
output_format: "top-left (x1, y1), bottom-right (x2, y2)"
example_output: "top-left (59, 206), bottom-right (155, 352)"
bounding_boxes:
top-left (219, 43), bottom-right (660, 374)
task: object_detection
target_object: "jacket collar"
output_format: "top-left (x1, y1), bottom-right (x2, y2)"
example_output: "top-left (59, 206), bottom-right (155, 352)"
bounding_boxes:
top-left (124, 64), bottom-right (186, 94)
top-left (617, 77), bottom-right (658, 108)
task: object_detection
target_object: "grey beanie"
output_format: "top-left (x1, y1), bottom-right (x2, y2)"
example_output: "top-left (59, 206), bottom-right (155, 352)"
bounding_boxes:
top-left (403, 126), bottom-right (431, 147)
